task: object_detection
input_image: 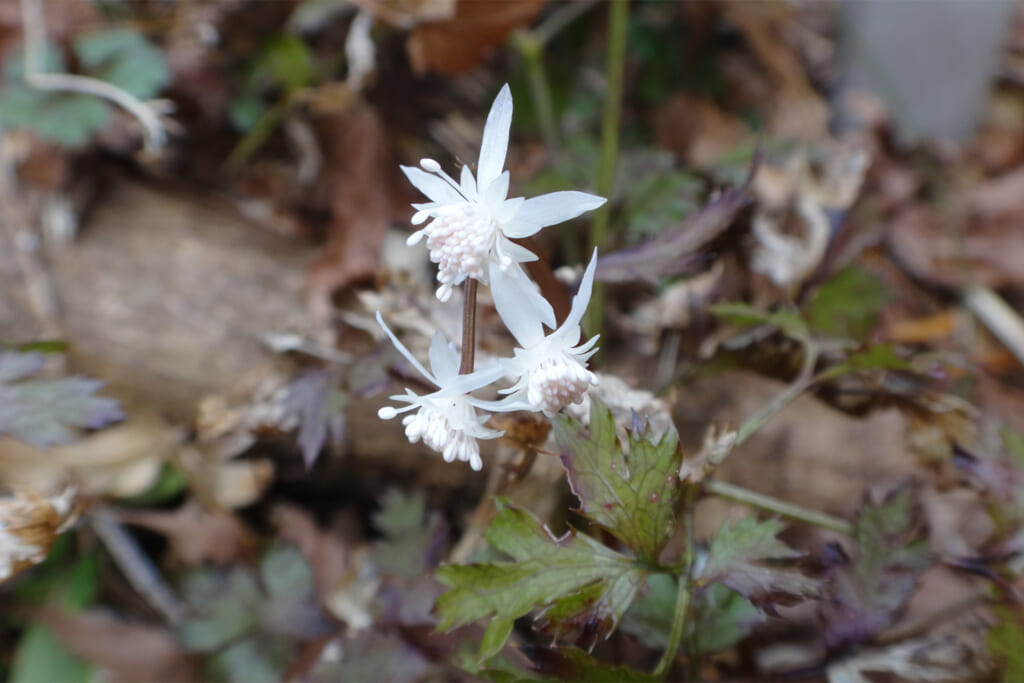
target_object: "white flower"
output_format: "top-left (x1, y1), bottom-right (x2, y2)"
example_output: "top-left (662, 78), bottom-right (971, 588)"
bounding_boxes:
top-left (489, 248), bottom-right (601, 416)
top-left (401, 83), bottom-right (606, 302)
top-left (375, 313), bottom-right (506, 470)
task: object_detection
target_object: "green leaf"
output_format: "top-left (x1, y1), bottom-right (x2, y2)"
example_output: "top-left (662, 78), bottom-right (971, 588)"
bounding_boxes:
top-left (623, 164), bottom-right (701, 241)
top-left (0, 351), bottom-right (124, 447)
top-left (805, 266), bottom-right (890, 340)
top-left (533, 648), bottom-right (658, 682)
top-left (9, 552), bottom-right (100, 683)
top-left (435, 499), bottom-right (649, 662)
top-left (553, 398), bottom-right (682, 561)
top-left (708, 302), bottom-right (809, 340)
top-left (249, 34), bottom-right (315, 91)
top-left (819, 344), bottom-right (911, 380)
top-left (821, 487), bottom-right (934, 649)
top-left (372, 489), bottom-right (446, 578)
top-left (0, 87), bottom-right (110, 147)
top-left (987, 607), bottom-right (1024, 681)
top-left (621, 577), bottom-right (761, 655)
top-left (698, 518), bottom-right (818, 605)
top-left (74, 29), bottom-right (170, 98)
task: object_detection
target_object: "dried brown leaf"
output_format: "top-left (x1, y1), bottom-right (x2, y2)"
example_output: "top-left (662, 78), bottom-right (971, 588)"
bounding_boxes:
top-left (405, 0), bottom-right (546, 76)
top-left (36, 608), bottom-right (197, 683)
top-left (118, 502), bottom-right (250, 566)
top-left (0, 488), bottom-right (75, 582)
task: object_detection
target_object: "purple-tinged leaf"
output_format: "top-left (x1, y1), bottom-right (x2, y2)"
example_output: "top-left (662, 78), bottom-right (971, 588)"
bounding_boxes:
top-left (0, 351), bottom-right (124, 448)
top-left (282, 369), bottom-right (347, 468)
top-left (595, 153), bottom-right (758, 284)
top-left (553, 398), bottom-right (682, 562)
top-left (697, 518), bottom-right (818, 607)
top-left (820, 487), bottom-right (934, 652)
top-left (435, 498), bottom-right (649, 663)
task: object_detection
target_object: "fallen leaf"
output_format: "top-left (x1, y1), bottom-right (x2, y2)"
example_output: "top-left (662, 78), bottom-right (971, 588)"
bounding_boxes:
top-left (596, 157), bottom-right (756, 284)
top-left (35, 609), bottom-right (197, 683)
top-left (307, 104), bottom-right (396, 327)
top-left (0, 487), bottom-right (76, 583)
top-left (405, 0), bottom-right (546, 76)
top-left (117, 502), bottom-right (250, 566)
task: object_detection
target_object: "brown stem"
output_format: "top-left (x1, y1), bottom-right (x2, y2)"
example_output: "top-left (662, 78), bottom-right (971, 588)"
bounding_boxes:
top-left (460, 279), bottom-right (478, 374)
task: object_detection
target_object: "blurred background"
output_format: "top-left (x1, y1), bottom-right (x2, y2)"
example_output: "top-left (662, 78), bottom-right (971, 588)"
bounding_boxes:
top-left (2, 0), bottom-right (1024, 680)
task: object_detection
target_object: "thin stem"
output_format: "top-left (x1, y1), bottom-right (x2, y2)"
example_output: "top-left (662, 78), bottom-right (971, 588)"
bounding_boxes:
top-left (706, 480), bottom-right (854, 536)
top-left (734, 337), bottom-right (818, 447)
top-left (18, 0), bottom-right (168, 152)
top-left (460, 279), bottom-right (478, 374)
top-left (533, 0), bottom-right (599, 48)
top-left (514, 32), bottom-right (560, 160)
top-left (586, 0), bottom-right (629, 337)
top-left (654, 485), bottom-right (696, 678)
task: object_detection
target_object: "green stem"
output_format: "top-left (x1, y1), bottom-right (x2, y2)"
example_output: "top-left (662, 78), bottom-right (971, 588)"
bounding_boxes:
top-left (585, 0), bottom-right (629, 337)
top-left (734, 337), bottom-right (818, 447)
top-left (515, 32), bottom-right (560, 160)
top-left (654, 484), bottom-right (696, 679)
top-left (705, 480), bottom-right (854, 536)
top-left (654, 557), bottom-right (691, 678)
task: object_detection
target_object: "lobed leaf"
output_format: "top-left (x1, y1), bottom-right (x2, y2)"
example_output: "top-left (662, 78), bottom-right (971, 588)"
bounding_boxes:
top-left (820, 487), bottom-right (934, 651)
top-left (553, 398), bottom-right (682, 561)
top-left (74, 29), bottom-right (170, 99)
top-left (698, 518), bottom-right (818, 606)
top-left (435, 499), bottom-right (649, 662)
top-left (805, 266), bottom-right (890, 341)
top-left (0, 351), bottom-right (124, 448)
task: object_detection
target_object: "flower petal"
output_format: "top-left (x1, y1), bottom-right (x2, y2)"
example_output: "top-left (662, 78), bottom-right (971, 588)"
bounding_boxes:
top-left (498, 238), bottom-right (540, 266)
top-left (401, 165), bottom-right (465, 205)
top-left (500, 218), bottom-right (543, 239)
top-left (563, 247), bottom-right (599, 331)
top-left (477, 84), bottom-right (512, 190)
top-left (450, 361), bottom-right (507, 394)
top-left (376, 312), bottom-right (437, 386)
top-left (490, 262), bottom-right (546, 347)
top-left (427, 331), bottom-right (459, 385)
top-left (460, 164), bottom-right (479, 201)
top-left (515, 191), bottom-right (606, 228)
top-left (482, 170), bottom-right (510, 208)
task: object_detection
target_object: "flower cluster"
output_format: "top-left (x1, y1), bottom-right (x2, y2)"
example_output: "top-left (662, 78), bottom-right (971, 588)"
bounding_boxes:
top-left (377, 84), bottom-right (605, 470)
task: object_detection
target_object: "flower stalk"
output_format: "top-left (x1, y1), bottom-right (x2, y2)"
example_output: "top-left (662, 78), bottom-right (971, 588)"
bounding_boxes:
top-left (460, 279), bottom-right (478, 374)
top-left (586, 0), bottom-right (630, 336)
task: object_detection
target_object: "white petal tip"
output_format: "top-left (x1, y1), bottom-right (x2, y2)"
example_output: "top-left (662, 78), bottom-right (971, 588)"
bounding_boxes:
top-left (407, 231), bottom-right (425, 245)
top-left (420, 158), bottom-right (442, 173)
top-left (378, 406), bottom-right (398, 419)
top-left (411, 210), bottom-right (431, 225)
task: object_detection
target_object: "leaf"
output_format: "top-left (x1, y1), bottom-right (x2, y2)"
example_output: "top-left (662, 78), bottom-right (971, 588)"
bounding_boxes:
top-left (805, 266), bottom-right (890, 341)
top-left (553, 398), bottom-right (682, 561)
top-left (0, 351), bottom-right (124, 447)
top-left (708, 302), bottom-right (810, 340)
top-left (820, 487), bottom-right (934, 651)
top-left (74, 28), bottom-right (170, 98)
top-left (987, 607), bottom-right (1024, 681)
top-left (282, 369), bottom-right (347, 468)
top-left (435, 499), bottom-right (649, 662)
top-left (621, 577), bottom-right (760, 655)
top-left (623, 165), bottom-right (702, 241)
top-left (819, 344), bottom-right (912, 380)
top-left (0, 87), bottom-right (110, 147)
top-left (697, 518), bottom-right (818, 606)
top-left (532, 647), bottom-right (658, 682)
top-left (406, 0), bottom-right (546, 76)
top-left (595, 155), bottom-right (756, 284)
top-left (247, 34), bottom-right (316, 91)
top-left (372, 489), bottom-right (447, 578)
top-left (311, 632), bottom-right (432, 683)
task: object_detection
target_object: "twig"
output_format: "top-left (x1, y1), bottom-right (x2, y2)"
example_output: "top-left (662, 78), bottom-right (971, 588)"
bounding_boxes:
top-left (705, 480), bottom-right (854, 536)
top-left (963, 285), bottom-right (1024, 369)
top-left (90, 512), bottom-right (188, 625)
top-left (19, 0), bottom-right (168, 152)
top-left (460, 279), bottom-right (478, 374)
